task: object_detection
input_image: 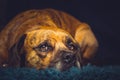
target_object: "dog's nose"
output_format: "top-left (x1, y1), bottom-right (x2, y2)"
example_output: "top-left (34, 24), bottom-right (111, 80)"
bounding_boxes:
top-left (62, 52), bottom-right (76, 63)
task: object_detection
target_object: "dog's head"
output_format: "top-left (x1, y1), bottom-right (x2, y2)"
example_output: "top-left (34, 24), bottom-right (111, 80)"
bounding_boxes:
top-left (9, 27), bottom-right (81, 71)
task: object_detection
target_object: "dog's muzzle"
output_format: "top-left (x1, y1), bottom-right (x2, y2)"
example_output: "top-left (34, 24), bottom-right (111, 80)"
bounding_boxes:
top-left (49, 50), bottom-right (80, 71)
top-left (62, 51), bottom-right (76, 64)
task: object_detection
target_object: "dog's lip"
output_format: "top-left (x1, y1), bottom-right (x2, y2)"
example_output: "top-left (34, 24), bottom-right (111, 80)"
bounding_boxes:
top-left (51, 59), bottom-right (60, 64)
top-left (48, 59), bottom-right (60, 67)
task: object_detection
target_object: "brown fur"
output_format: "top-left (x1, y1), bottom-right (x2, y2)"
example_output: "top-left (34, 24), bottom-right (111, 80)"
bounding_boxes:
top-left (0, 9), bottom-right (98, 70)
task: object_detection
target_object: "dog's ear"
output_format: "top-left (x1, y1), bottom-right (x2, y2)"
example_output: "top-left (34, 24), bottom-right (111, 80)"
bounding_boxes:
top-left (74, 23), bottom-right (98, 65)
top-left (8, 34), bottom-right (26, 67)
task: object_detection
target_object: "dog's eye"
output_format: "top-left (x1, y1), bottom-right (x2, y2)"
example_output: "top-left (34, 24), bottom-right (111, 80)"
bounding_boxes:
top-left (37, 42), bottom-right (52, 52)
top-left (68, 42), bottom-right (77, 51)
top-left (67, 39), bottom-right (77, 51)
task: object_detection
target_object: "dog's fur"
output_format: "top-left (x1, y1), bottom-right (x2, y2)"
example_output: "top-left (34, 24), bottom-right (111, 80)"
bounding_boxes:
top-left (0, 9), bottom-right (98, 70)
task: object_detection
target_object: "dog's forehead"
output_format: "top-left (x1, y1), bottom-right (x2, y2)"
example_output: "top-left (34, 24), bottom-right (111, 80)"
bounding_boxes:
top-left (25, 28), bottom-right (74, 47)
top-left (27, 29), bottom-right (71, 39)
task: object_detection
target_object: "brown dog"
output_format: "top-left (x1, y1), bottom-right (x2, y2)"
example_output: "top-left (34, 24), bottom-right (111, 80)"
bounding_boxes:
top-left (0, 9), bottom-right (98, 71)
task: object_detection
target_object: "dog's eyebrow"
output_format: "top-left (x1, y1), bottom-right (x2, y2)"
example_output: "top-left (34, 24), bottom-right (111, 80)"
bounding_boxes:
top-left (65, 36), bottom-right (73, 43)
top-left (36, 40), bottom-right (52, 48)
top-left (39, 40), bottom-right (49, 45)
top-left (65, 36), bottom-right (79, 48)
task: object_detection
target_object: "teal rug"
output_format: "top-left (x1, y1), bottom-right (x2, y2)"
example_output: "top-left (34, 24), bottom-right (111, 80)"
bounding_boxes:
top-left (0, 65), bottom-right (120, 80)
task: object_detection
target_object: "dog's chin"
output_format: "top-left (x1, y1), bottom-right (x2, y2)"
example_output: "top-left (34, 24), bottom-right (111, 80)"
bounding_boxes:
top-left (49, 61), bottom-right (81, 71)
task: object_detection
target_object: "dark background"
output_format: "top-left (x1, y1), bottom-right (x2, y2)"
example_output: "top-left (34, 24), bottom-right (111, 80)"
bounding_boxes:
top-left (0, 0), bottom-right (120, 66)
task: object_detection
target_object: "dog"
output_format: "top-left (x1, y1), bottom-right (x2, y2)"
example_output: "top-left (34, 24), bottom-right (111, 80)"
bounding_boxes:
top-left (0, 9), bottom-right (98, 71)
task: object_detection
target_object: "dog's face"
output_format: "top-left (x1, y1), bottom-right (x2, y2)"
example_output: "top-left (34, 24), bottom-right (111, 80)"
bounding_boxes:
top-left (20, 27), bottom-right (81, 71)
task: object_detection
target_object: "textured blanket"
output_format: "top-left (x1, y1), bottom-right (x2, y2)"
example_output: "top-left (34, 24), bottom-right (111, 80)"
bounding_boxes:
top-left (0, 65), bottom-right (120, 80)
